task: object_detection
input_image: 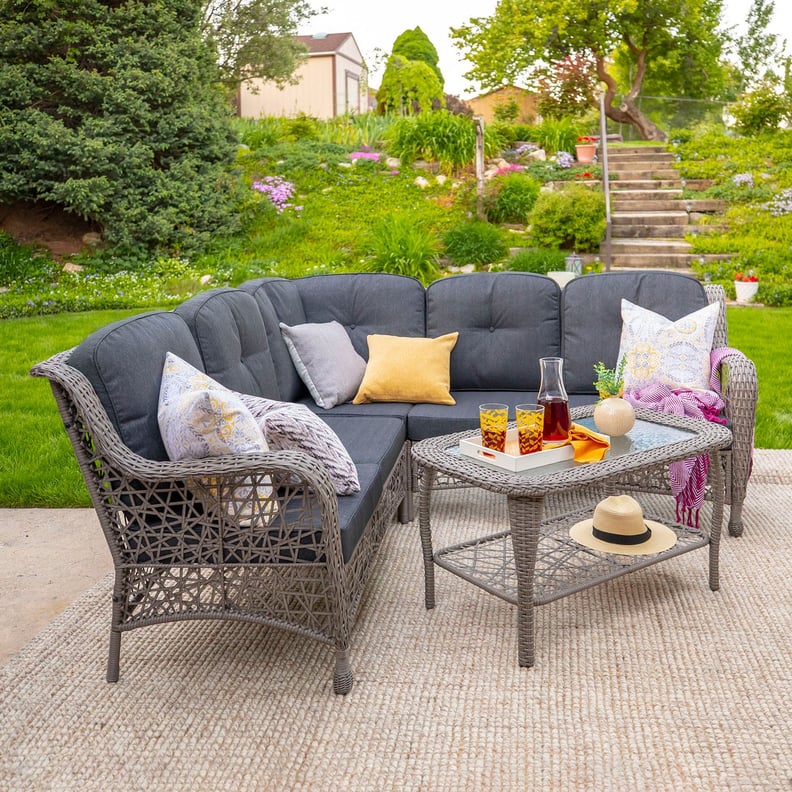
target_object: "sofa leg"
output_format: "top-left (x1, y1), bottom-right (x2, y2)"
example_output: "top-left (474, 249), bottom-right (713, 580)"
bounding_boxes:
top-left (397, 494), bottom-right (414, 523)
top-left (728, 502), bottom-right (744, 537)
top-left (333, 648), bottom-right (353, 695)
top-left (106, 628), bottom-right (121, 682)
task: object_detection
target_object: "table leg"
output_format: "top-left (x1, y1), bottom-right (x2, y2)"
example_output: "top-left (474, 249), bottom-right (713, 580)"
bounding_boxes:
top-left (417, 465), bottom-right (437, 610)
top-left (708, 449), bottom-right (725, 592)
top-left (507, 494), bottom-right (543, 668)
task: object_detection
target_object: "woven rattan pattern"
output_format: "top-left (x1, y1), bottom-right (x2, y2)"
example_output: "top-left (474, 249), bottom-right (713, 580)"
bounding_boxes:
top-left (413, 407), bottom-right (731, 668)
top-left (31, 351), bottom-right (409, 695)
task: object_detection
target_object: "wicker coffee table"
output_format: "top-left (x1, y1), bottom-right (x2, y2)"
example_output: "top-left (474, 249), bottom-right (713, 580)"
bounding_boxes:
top-left (411, 404), bottom-right (733, 668)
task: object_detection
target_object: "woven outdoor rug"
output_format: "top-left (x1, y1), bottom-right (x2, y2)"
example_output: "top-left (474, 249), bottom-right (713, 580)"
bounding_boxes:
top-left (1, 450), bottom-right (790, 791)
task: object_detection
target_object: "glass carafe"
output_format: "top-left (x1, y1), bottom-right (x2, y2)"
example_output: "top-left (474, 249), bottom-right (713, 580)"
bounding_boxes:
top-left (537, 357), bottom-right (571, 442)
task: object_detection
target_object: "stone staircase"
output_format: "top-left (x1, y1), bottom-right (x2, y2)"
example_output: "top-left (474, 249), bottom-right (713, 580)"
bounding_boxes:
top-left (601, 145), bottom-right (725, 270)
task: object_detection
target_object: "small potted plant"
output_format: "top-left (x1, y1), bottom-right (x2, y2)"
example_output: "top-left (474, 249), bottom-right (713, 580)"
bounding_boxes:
top-left (592, 357), bottom-right (635, 436)
top-left (575, 135), bottom-right (598, 164)
top-left (734, 270), bottom-right (759, 303)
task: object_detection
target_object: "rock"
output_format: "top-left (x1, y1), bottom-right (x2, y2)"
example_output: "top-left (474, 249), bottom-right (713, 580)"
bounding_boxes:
top-left (414, 176), bottom-right (430, 189)
top-left (385, 157), bottom-right (400, 169)
top-left (82, 232), bottom-right (102, 247)
top-left (62, 262), bottom-right (84, 273)
top-left (199, 274), bottom-right (212, 285)
top-left (528, 149), bottom-right (547, 161)
top-left (435, 174), bottom-right (447, 185)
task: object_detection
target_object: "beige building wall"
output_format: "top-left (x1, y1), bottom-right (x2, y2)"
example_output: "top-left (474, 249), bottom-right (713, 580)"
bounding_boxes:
top-left (467, 86), bottom-right (538, 125)
top-left (238, 36), bottom-right (367, 119)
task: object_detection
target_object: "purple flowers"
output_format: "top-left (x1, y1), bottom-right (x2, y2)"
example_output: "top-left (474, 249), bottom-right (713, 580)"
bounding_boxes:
top-left (349, 151), bottom-right (381, 162)
top-left (765, 187), bottom-right (792, 216)
top-left (732, 172), bottom-right (754, 188)
top-left (252, 176), bottom-right (300, 214)
top-left (556, 151), bottom-right (575, 169)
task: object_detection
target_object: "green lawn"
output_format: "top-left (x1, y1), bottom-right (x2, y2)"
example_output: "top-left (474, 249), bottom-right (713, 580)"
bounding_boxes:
top-left (0, 304), bottom-right (787, 508)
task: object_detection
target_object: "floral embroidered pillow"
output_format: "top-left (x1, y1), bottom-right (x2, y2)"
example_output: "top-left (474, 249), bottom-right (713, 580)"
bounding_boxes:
top-left (157, 353), bottom-right (276, 526)
top-left (617, 300), bottom-right (719, 392)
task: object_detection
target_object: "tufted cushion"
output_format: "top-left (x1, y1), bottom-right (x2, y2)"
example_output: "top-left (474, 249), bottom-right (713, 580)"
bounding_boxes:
top-left (294, 273), bottom-right (427, 359)
top-left (68, 311), bottom-right (203, 461)
top-left (426, 272), bottom-right (562, 390)
top-left (174, 288), bottom-right (281, 399)
top-left (561, 272), bottom-right (709, 394)
top-left (239, 277), bottom-right (308, 402)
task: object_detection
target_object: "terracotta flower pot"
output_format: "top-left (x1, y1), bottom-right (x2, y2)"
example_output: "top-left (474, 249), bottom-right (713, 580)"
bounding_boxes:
top-left (593, 397), bottom-right (635, 437)
top-left (575, 143), bottom-right (597, 163)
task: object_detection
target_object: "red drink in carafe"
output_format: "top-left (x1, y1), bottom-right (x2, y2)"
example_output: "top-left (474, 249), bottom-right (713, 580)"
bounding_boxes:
top-left (539, 397), bottom-right (571, 442)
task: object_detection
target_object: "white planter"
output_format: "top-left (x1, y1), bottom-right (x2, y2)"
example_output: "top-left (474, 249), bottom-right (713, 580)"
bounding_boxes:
top-left (734, 281), bottom-right (758, 303)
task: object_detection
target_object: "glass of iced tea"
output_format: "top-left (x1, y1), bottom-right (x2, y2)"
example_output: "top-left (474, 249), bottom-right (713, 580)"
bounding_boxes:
top-left (479, 403), bottom-right (508, 452)
top-left (515, 404), bottom-right (544, 454)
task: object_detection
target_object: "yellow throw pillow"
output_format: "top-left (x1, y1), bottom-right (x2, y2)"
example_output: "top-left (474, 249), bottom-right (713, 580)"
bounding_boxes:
top-left (353, 333), bottom-right (459, 405)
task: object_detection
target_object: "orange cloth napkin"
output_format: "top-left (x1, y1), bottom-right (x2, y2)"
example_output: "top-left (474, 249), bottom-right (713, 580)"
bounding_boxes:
top-left (559, 423), bottom-right (610, 463)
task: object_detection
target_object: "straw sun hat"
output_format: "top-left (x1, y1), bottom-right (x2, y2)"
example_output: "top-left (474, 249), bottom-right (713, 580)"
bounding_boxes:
top-left (569, 495), bottom-right (677, 555)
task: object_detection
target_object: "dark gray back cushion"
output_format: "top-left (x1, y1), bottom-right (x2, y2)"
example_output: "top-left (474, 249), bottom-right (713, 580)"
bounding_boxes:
top-left (561, 271), bottom-right (708, 393)
top-left (426, 272), bottom-right (562, 390)
top-left (68, 311), bottom-right (202, 461)
top-left (239, 277), bottom-right (307, 401)
top-left (295, 273), bottom-right (427, 357)
top-left (174, 288), bottom-right (280, 399)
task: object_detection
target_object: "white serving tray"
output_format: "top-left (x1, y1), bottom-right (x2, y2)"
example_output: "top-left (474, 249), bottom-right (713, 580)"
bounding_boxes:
top-left (459, 428), bottom-right (575, 472)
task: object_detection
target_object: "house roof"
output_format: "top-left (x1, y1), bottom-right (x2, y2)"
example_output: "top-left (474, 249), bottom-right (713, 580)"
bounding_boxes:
top-left (296, 32), bottom-right (356, 56)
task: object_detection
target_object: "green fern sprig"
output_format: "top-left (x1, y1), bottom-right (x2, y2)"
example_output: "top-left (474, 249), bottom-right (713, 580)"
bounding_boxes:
top-left (593, 357), bottom-right (627, 401)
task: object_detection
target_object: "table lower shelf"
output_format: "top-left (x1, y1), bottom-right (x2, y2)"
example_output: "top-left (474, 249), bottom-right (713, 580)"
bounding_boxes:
top-left (433, 506), bottom-right (710, 606)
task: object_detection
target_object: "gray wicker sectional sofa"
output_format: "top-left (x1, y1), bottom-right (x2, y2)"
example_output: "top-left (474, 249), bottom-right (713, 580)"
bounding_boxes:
top-left (31, 271), bottom-right (756, 694)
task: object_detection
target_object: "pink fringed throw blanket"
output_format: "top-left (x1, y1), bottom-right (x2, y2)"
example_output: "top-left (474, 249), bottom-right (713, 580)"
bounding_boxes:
top-left (623, 348), bottom-right (738, 528)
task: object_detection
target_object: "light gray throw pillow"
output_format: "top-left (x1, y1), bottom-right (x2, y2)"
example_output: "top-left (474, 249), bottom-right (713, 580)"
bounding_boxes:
top-left (279, 321), bottom-right (366, 409)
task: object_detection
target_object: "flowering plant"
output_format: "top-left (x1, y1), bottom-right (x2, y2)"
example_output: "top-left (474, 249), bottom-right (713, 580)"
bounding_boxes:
top-left (577, 136), bottom-right (597, 143)
top-left (593, 357), bottom-right (627, 400)
top-left (252, 176), bottom-right (302, 215)
top-left (734, 270), bottom-right (758, 282)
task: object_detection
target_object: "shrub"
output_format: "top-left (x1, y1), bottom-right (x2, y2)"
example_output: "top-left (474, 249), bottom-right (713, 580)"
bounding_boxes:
top-left (384, 111), bottom-right (506, 173)
top-left (365, 214), bottom-right (440, 284)
top-left (528, 185), bottom-right (606, 252)
top-left (730, 81), bottom-right (792, 135)
top-left (502, 247), bottom-right (567, 274)
top-left (0, 1), bottom-right (240, 256)
top-left (443, 221), bottom-right (509, 266)
top-left (0, 232), bottom-right (57, 286)
top-left (484, 173), bottom-right (541, 224)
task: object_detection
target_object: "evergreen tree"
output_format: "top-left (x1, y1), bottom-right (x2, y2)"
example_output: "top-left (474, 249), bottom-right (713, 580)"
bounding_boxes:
top-left (377, 27), bottom-right (445, 114)
top-left (391, 27), bottom-right (443, 85)
top-left (0, 0), bottom-right (239, 255)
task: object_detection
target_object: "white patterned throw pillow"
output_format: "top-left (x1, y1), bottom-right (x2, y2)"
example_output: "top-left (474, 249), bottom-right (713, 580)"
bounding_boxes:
top-left (617, 300), bottom-right (720, 391)
top-left (238, 394), bottom-right (360, 496)
top-left (157, 353), bottom-right (276, 526)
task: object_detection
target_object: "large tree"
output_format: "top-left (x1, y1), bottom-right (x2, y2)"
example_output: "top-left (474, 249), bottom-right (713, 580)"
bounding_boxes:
top-left (201, 0), bottom-right (320, 91)
top-left (734, 0), bottom-right (781, 90)
top-left (0, 0), bottom-right (240, 254)
top-left (452, 0), bottom-right (728, 140)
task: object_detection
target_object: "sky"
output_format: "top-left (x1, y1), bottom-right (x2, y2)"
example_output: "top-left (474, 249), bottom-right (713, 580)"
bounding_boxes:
top-left (300, 0), bottom-right (792, 97)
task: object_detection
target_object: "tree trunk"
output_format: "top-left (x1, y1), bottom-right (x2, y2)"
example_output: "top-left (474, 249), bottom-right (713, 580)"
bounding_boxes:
top-left (595, 50), bottom-right (668, 141)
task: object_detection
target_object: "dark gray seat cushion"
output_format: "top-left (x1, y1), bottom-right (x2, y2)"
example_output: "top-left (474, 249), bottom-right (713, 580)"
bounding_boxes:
top-left (426, 272), bottom-right (562, 390)
top-left (295, 272), bottom-right (427, 358)
top-left (321, 415), bottom-right (406, 480)
top-left (561, 271), bottom-right (708, 394)
top-left (68, 311), bottom-right (203, 461)
top-left (174, 287), bottom-right (281, 400)
top-left (239, 277), bottom-right (308, 402)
